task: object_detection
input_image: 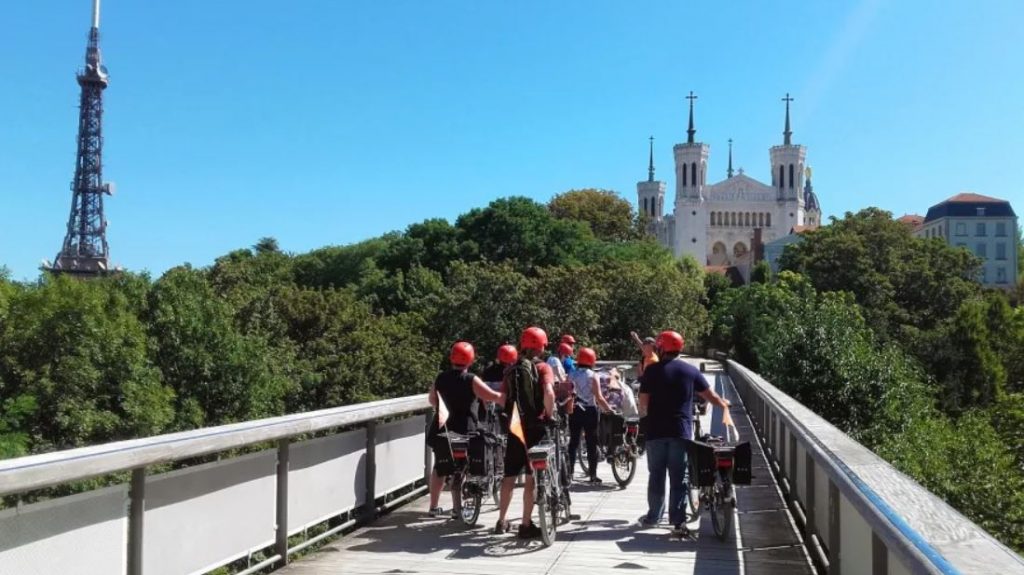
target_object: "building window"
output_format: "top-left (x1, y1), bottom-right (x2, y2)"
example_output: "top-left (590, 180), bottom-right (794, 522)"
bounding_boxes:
top-left (996, 222), bottom-right (1007, 236)
top-left (766, 213), bottom-right (771, 227)
top-left (976, 243), bottom-right (987, 258)
top-left (997, 243), bottom-right (1007, 260)
top-left (789, 164), bottom-right (794, 189)
top-left (691, 163), bottom-right (697, 187)
top-left (744, 213), bottom-right (750, 227)
top-left (682, 165), bottom-right (687, 186)
top-left (779, 165), bottom-right (785, 189)
top-left (758, 213), bottom-right (764, 227)
top-left (709, 211), bottom-right (715, 225)
top-left (956, 242), bottom-right (967, 249)
top-left (731, 212), bottom-right (737, 226)
top-left (643, 198), bottom-right (648, 216)
top-left (981, 267), bottom-right (988, 283)
top-left (977, 207), bottom-right (986, 216)
top-left (976, 222), bottom-right (986, 236)
top-left (955, 222), bottom-right (967, 236)
top-left (997, 267), bottom-right (1007, 283)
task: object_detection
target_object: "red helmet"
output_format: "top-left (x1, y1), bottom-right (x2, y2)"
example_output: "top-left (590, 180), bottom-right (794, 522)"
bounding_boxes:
top-left (520, 326), bottom-right (548, 351)
top-left (560, 334), bottom-right (576, 345)
top-left (450, 341), bottom-right (475, 366)
top-left (577, 347), bottom-right (597, 367)
top-left (656, 330), bottom-right (685, 354)
top-left (557, 342), bottom-right (573, 357)
top-left (497, 344), bottom-right (518, 365)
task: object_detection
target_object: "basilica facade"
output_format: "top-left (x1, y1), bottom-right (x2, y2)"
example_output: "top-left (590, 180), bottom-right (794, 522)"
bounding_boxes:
top-left (637, 94), bottom-right (821, 267)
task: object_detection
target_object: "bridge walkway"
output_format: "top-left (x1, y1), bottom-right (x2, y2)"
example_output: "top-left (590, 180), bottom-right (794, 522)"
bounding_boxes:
top-left (280, 361), bottom-right (813, 575)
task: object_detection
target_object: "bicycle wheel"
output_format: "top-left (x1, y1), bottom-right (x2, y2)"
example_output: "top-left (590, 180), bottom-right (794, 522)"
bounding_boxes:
top-left (536, 474), bottom-right (556, 546)
top-left (685, 483), bottom-right (701, 521)
top-left (611, 450), bottom-right (637, 488)
top-left (710, 484), bottom-right (734, 540)
top-left (460, 483), bottom-right (482, 527)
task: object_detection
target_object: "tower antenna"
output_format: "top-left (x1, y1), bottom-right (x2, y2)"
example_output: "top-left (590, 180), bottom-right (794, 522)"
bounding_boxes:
top-left (727, 138), bottom-right (734, 178)
top-left (686, 91), bottom-right (698, 144)
top-left (648, 136), bottom-right (655, 182)
top-left (782, 93), bottom-right (794, 145)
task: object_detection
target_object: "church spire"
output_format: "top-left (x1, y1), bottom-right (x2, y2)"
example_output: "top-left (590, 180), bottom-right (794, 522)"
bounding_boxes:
top-left (727, 138), bottom-right (734, 178)
top-left (782, 93), bottom-right (793, 145)
top-left (686, 91), bottom-right (698, 144)
top-left (647, 136), bottom-right (655, 182)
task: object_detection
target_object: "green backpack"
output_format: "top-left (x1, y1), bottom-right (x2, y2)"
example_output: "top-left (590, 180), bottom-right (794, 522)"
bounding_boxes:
top-left (505, 358), bottom-right (544, 425)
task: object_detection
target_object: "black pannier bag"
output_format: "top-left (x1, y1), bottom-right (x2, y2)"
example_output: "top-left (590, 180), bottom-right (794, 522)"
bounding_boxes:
top-left (602, 412), bottom-right (625, 453)
top-left (468, 431), bottom-right (496, 476)
top-left (732, 441), bottom-right (753, 485)
top-left (686, 439), bottom-right (718, 487)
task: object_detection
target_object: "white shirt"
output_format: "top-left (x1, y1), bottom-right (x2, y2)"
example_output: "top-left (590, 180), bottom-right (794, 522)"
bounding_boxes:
top-left (546, 356), bottom-right (567, 382)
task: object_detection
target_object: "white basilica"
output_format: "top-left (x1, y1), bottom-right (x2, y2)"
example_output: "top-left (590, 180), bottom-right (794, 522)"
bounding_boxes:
top-left (637, 93), bottom-right (821, 267)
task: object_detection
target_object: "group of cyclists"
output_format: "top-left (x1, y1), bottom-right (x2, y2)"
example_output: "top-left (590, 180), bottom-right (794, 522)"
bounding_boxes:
top-left (425, 325), bottom-right (736, 541)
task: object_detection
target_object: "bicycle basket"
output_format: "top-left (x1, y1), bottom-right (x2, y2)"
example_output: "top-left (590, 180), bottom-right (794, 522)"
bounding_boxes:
top-left (686, 439), bottom-right (718, 487)
top-left (732, 441), bottom-right (753, 485)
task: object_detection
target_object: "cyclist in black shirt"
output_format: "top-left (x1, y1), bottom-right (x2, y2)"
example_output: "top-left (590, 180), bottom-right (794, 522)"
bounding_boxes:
top-left (427, 341), bottom-right (506, 518)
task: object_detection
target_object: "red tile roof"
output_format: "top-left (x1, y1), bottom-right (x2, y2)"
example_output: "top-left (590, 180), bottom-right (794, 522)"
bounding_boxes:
top-left (944, 192), bottom-right (1006, 204)
top-left (791, 225), bottom-right (811, 234)
top-left (705, 265), bottom-right (729, 275)
top-left (897, 214), bottom-right (925, 230)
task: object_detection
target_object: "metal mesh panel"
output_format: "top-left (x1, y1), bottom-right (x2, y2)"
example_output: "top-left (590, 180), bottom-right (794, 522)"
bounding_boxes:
top-left (374, 416), bottom-right (425, 497)
top-left (144, 450), bottom-right (276, 575)
top-left (288, 429), bottom-right (367, 533)
top-left (0, 485), bottom-right (127, 575)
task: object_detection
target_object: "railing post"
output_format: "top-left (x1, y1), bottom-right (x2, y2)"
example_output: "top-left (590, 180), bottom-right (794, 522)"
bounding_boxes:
top-left (789, 433), bottom-right (798, 499)
top-left (805, 452), bottom-right (816, 540)
top-left (275, 439), bottom-right (290, 566)
top-left (364, 421), bottom-right (377, 521)
top-left (829, 479), bottom-right (841, 574)
top-left (128, 467), bottom-right (146, 575)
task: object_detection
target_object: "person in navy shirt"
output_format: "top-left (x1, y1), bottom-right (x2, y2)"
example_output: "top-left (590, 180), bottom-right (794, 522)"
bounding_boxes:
top-left (638, 330), bottom-right (733, 535)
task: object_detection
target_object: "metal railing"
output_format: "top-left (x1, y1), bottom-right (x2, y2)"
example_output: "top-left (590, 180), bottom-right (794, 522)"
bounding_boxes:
top-left (0, 395), bottom-right (432, 575)
top-left (726, 359), bottom-right (1024, 575)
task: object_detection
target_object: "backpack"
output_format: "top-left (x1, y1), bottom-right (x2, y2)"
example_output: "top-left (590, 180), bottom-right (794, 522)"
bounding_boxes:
top-left (505, 358), bottom-right (545, 427)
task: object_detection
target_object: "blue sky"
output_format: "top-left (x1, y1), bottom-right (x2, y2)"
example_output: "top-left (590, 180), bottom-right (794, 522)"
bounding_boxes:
top-left (3, 0), bottom-right (1022, 280)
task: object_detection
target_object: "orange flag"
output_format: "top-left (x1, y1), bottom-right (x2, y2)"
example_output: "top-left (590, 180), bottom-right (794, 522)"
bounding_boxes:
top-left (437, 393), bottom-right (450, 429)
top-left (509, 400), bottom-right (526, 447)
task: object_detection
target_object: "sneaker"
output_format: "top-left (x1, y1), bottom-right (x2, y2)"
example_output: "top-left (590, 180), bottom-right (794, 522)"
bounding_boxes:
top-left (494, 519), bottom-right (510, 534)
top-left (517, 522), bottom-right (542, 539)
top-left (427, 506), bottom-right (445, 518)
top-left (672, 524), bottom-right (691, 538)
top-left (639, 515), bottom-right (659, 527)
top-left (450, 508), bottom-right (462, 520)
top-left (588, 476), bottom-right (603, 484)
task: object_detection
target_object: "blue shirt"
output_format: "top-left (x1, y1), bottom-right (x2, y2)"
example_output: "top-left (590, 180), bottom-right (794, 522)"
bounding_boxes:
top-left (638, 357), bottom-right (710, 440)
top-left (562, 356), bottom-right (576, 374)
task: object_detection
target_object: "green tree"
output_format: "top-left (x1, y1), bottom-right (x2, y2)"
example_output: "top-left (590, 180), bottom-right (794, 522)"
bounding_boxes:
top-left (548, 188), bottom-right (638, 242)
top-left (0, 276), bottom-right (173, 450)
top-left (455, 197), bottom-right (595, 271)
top-left (750, 261), bottom-right (771, 284)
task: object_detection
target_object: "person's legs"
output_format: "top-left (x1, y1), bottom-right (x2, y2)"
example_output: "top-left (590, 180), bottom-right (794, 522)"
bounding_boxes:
top-left (568, 408), bottom-right (584, 473)
top-left (583, 407), bottom-right (599, 479)
top-left (666, 438), bottom-right (688, 527)
top-left (521, 473), bottom-right (536, 526)
top-left (428, 469), bottom-right (446, 509)
top-left (645, 438), bottom-right (669, 524)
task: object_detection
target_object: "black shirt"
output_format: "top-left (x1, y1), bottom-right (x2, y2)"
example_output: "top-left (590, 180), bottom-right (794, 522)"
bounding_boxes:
top-left (638, 357), bottom-right (710, 440)
top-left (433, 368), bottom-right (478, 434)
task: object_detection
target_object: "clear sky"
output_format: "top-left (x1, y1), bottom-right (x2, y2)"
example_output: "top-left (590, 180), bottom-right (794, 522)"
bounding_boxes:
top-left (3, 0), bottom-right (1022, 280)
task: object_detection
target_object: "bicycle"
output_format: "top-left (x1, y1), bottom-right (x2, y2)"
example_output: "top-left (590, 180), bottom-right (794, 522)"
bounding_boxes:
top-left (688, 428), bottom-right (750, 541)
top-left (576, 411), bottom-right (639, 488)
top-left (439, 426), bottom-right (503, 527)
top-left (527, 414), bottom-right (572, 546)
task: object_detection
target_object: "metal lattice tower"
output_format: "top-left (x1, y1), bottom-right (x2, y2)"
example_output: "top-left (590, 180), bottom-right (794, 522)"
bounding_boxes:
top-left (47, 0), bottom-right (114, 277)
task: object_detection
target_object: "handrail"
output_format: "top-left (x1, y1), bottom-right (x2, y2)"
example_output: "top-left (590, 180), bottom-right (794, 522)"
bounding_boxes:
top-left (728, 361), bottom-right (955, 574)
top-left (0, 394), bottom-right (429, 497)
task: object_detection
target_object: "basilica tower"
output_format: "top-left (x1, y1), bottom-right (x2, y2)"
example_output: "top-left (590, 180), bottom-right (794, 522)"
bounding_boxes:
top-left (674, 92), bottom-right (710, 261)
top-left (769, 93), bottom-right (807, 232)
top-left (636, 136), bottom-right (666, 222)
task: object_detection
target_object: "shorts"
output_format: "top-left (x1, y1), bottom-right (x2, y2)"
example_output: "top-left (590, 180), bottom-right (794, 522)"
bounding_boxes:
top-left (503, 427), bottom-right (547, 478)
top-left (432, 443), bottom-right (455, 476)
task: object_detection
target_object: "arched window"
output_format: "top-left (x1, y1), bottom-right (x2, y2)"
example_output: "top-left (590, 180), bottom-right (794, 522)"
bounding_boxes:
top-left (789, 164), bottom-right (795, 189)
top-left (758, 213), bottom-right (764, 227)
top-left (659, 198), bottom-right (663, 215)
top-left (746, 213), bottom-right (751, 227)
top-left (691, 163), bottom-right (697, 187)
top-left (730, 212), bottom-right (736, 226)
top-left (682, 165), bottom-right (687, 186)
top-left (779, 165), bottom-right (785, 189)
top-left (766, 213), bottom-right (772, 227)
top-left (733, 242), bottom-right (748, 259)
top-left (643, 198), bottom-right (648, 215)
top-left (710, 211), bottom-right (716, 225)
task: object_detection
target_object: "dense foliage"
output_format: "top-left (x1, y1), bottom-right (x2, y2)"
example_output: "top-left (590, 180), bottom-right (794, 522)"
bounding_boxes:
top-left (713, 208), bottom-right (1024, 551)
top-left (0, 193), bottom-right (706, 457)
